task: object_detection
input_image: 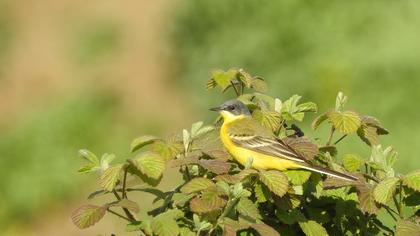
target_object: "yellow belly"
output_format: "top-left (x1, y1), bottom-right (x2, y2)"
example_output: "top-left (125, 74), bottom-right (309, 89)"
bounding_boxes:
top-left (220, 122), bottom-right (299, 171)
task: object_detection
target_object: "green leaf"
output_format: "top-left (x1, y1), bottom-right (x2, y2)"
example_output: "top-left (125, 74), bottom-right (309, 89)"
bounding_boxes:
top-left (100, 153), bottom-right (115, 170)
top-left (183, 129), bottom-right (190, 152)
top-left (78, 164), bottom-right (98, 173)
top-left (78, 149), bottom-right (99, 165)
top-left (190, 189), bottom-right (227, 213)
top-left (190, 121), bottom-right (203, 137)
top-left (276, 209), bottom-right (305, 225)
top-left (311, 113), bottom-right (328, 130)
top-left (172, 193), bottom-right (194, 207)
top-left (396, 220), bottom-right (420, 236)
top-left (335, 91), bottom-right (347, 112)
top-left (281, 95), bottom-right (309, 121)
top-left (199, 159), bottom-right (231, 174)
top-left (252, 109), bottom-right (282, 132)
top-left (211, 69), bottom-right (237, 91)
top-left (373, 177), bottom-right (400, 204)
top-left (298, 220), bottom-right (328, 236)
top-left (283, 137), bottom-right (318, 160)
top-left (328, 110), bottom-right (361, 134)
top-left (259, 170), bottom-right (289, 197)
top-left (237, 197), bottom-right (261, 220)
top-left (342, 154), bottom-right (364, 172)
top-left (361, 115), bottom-right (389, 135)
top-left (181, 177), bottom-right (215, 194)
top-left (251, 223), bottom-right (280, 236)
top-left (254, 183), bottom-right (270, 203)
top-left (71, 204), bottom-right (107, 229)
top-left (130, 135), bottom-right (160, 152)
top-left (251, 77), bottom-right (268, 92)
top-left (403, 170), bottom-right (420, 192)
top-left (131, 153), bottom-right (166, 180)
top-left (306, 208), bottom-right (330, 224)
top-left (284, 170), bottom-right (311, 185)
top-left (110, 199), bottom-right (140, 213)
top-left (99, 164), bottom-right (124, 191)
top-left (152, 216), bottom-right (180, 236)
top-left (297, 102), bottom-right (317, 113)
top-left (357, 125), bottom-right (379, 146)
top-left (358, 185), bottom-right (380, 214)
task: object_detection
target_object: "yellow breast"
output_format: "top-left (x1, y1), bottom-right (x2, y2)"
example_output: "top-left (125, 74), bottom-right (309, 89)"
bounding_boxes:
top-left (220, 116), bottom-right (299, 171)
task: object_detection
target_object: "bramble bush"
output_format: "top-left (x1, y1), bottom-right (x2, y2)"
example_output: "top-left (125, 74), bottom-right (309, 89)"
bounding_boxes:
top-left (72, 68), bottom-right (420, 235)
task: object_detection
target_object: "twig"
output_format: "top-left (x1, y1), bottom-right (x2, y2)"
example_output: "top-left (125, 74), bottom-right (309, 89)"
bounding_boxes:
top-left (326, 126), bottom-right (336, 146)
top-left (122, 167), bottom-right (128, 199)
top-left (334, 134), bottom-right (347, 145)
top-left (230, 81), bottom-right (240, 97)
top-left (113, 190), bottom-right (136, 222)
top-left (383, 205), bottom-right (398, 222)
top-left (107, 209), bottom-right (132, 222)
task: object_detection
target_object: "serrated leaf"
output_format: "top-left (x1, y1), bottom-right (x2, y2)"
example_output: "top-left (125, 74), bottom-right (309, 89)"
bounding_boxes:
top-left (211, 69), bottom-right (237, 91)
top-left (396, 220), bottom-right (420, 236)
top-left (237, 197), bottom-right (261, 220)
top-left (259, 170), bottom-right (289, 197)
top-left (151, 210), bottom-right (184, 236)
top-left (190, 121), bottom-right (204, 137)
top-left (357, 125), bottom-right (379, 146)
top-left (252, 109), bottom-right (282, 132)
top-left (71, 204), bottom-right (107, 229)
top-left (297, 102), bottom-right (317, 113)
top-left (78, 164), bottom-right (98, 173)
top-left (373, 177), bottom-right (399, 204)
top-left (361, 115), bottom-right (389, 135)
top-left (199, 159), bottom-right (231, 174)
top-left (152, 217), bottom-right (179, 236)
top-left (251, 77), bottom-right (267, 92)
top-left (152, 141), bottom-right (183, 161)
top-left (358, 185), bottom-right (380, 214)
top-left (299, 220), bottom-right (328, 236)
top-left (100, 153), bottom-right (115, 170)
top-left (190, 190), bottom-right (227, 213)
top-left (99, 164), bottom-right (124, 191)
top-left (78, 149), bottom-right (99, 165)
top-left (181, 177), bottom-right (215, 194)
top-left (215, 169), bottom-right (259, 184)
top-left (311, 113), bottom-right (329, 130)
top-left (131, 153), bottom-right (165, 180)
top-left (403, 170), bottom-right (420, 192)
top-left (111, 199), bottom-right (140, 213)
top-left (284, 170), bottom-right (312, 185)
top-left (328, 110), bottom-right (361, 134)
top-left (131, 135), bottom-right (160, 152)
top-left (342, 154), bottom-right (364, 172)
top-left (283, 137), bottom-right (318, 160)
top-left (335, 92), bottom-right (347, 112)
top-left (251, 223), bottom-right (280, 236)
top-left (183, 129), bottom-right (190, 152)
top-left (180, 227), bottom-right (195, 236)
top-left (276, 209), bottom-right (305, 225)
top-left (254, 183), bottom-right (270, 203)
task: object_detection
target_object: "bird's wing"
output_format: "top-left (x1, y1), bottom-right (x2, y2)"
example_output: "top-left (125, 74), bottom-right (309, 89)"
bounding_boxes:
top-left (227, 118), bottom-right (306, 163)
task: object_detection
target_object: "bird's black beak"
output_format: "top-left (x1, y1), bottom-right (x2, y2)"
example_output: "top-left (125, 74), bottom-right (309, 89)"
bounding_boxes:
top-left (209, 106), bottom-right (222, 112)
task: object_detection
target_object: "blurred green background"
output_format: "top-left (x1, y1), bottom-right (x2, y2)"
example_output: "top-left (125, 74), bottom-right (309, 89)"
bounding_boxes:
top-left (0, 0), bottom-right (419, 234)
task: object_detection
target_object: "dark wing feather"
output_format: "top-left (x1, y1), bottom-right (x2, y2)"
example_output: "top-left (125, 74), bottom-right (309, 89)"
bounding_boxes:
top-left (227, 118), bottom-right (306, 163)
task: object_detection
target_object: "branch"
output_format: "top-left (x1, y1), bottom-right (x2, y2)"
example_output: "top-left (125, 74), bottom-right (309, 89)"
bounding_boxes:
top-left (112, 190), bottom-right (136, 222)
top-left (334, 134), bottom-right (347, 145)
top-left (122, 167), bottom-right (128, 199)
top-left (326, 126), bottom-right (336, 146)
top-left (230, 81), bottom-right (240, 97)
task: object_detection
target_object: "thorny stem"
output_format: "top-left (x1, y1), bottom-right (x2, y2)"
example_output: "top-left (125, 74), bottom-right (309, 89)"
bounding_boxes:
top-left (334, 134), bottom-right (348, 145)
top-left (230, 81), bottom-right (240, 97)
top-left (112, 190), bottom-right (136, 222)
top-left (326, 126), bottom-right (336, 146)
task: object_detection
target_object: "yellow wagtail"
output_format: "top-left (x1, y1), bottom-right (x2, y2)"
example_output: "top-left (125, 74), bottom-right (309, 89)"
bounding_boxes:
top-left (210, 99), bottom-right (357, 181)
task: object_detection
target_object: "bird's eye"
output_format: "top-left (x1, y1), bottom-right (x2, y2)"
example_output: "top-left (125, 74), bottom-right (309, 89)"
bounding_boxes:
top-left (227, 105), bottom-right (235, 111)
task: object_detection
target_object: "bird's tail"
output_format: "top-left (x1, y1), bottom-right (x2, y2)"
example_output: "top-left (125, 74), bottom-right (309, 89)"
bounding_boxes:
top-left (298, 163), bottom-right (358, 181)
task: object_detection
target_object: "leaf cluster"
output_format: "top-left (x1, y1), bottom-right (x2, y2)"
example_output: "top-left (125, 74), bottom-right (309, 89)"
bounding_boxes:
top-left (72, 69), bottom-right (420, 235)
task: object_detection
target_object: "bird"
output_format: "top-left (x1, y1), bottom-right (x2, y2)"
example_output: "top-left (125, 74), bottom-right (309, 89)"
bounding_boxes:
top-left (210, 99), bottom-right (357, 181)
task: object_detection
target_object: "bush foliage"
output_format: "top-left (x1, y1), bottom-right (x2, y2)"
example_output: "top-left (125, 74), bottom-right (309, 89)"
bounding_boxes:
top-left (72, 69), bottom-right (420, 235)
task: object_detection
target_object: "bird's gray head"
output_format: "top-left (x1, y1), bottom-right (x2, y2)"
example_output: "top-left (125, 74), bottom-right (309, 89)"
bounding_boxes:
top-left (210, 99), bottom-right (251, 116)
